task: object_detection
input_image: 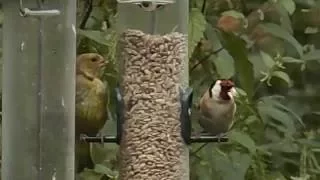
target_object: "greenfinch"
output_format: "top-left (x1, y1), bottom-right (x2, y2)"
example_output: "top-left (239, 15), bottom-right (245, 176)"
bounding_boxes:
top-left (75, 53), bottom-right (108, 172)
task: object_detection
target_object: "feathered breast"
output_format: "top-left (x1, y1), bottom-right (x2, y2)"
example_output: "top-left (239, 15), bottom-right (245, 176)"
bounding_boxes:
top-left (199, 91), bottom-right (236, 122)
top-left (76, 75), bottom-right (107, 136)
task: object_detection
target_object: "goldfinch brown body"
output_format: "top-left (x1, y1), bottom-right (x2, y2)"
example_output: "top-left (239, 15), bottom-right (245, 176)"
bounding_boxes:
top-left (199, 80), bottom-right (236, 136)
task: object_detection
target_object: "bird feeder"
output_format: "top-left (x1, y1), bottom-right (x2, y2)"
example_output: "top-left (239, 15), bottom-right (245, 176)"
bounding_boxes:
top-left (80, 1), bottom-right (229, 179)
top-left (116, 0), bottom-right (190, 179)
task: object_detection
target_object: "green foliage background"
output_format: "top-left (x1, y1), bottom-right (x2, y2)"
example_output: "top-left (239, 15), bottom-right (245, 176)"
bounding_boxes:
top-left (3, 0), bottom-right (320, 179)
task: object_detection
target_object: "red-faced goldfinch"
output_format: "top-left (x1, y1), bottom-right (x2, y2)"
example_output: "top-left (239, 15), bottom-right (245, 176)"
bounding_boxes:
top-left (198, 79), bottom-right (237, 136)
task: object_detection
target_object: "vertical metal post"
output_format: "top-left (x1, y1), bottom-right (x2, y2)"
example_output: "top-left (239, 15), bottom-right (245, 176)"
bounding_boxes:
top-left (2, 0), bottom-right (76, 179)
top-left (2, 1), bottom-right (40, 179)
top-left (38, 0), bottom-right (76, 179)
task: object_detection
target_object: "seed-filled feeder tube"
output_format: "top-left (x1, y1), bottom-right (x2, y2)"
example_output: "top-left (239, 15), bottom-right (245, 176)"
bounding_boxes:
top-left (117, 0), bottom-right (189, 179)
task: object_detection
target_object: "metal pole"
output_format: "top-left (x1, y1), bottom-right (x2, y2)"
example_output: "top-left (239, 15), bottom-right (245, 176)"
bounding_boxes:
top-left (117, 1), bottom-right (189, 179)
top-left (2, 0), bottom-right (76, 179)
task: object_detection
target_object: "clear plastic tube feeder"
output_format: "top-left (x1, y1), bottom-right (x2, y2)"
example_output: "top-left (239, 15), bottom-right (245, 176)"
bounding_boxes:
top-left (116, 0), bottom-right (189, 179)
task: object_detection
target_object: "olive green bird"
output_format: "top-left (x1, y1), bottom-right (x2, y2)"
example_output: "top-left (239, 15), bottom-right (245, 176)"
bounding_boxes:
top-left (75, 53), bottom-right (108, 173)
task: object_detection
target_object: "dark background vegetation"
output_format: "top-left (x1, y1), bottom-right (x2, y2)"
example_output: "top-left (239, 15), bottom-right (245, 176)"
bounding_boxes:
top-left (2, 0), bottom-right (320, 179)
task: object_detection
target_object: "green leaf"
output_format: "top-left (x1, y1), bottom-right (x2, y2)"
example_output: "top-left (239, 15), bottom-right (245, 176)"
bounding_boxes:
top-left (78, 169), bottom-right (104, 180)
top-left (296, 139), bottom-right (320, 148)
top-left (248, 53), bottom-right (268, 78)
top-left (304, 27), bottom-right (319, 34)
top-left (189, 8), bottom-right (207, 58)
top-left (274, 2), bottom-right (293, 34)
top-left (312, 112), bottom-right (320, 116)
top-left (257, 100), bottom-right (296, 133)
top-left (260, 23), bottom-right (303, 57)
top-left (295, 0), bottom-right (315, 7)
top-left (279, 0), bottom-right (296, 15)
top-left (77, 29), bottom-right (112, 46)
top-left (259, 140), bottom-right (299, 153)
top-left (302, 50), bottom-right (320, 61)
top-left (212, 50), bottom-right (235, 79)
top-left (211, 150), bottom-right (251, 180)
top-left (266, 172), bottom-right (287, 180)
top-left (282, 57), bottom-right (304, 63)
top-left (221, 10), bottom-right (245, 19)
top-left (220, 32), bottom-right (254, 99)
top-left (229, 130), bottom-right (256, 154)
top-left (244, 115), bottom-right (259, 124)
top-left (234, 87), bottom-right (247, 97)
top-left (261, 96), bottom-right (305, 127)
top-left (260, 51), bottom-right (275, 68)
top-left (194, 0), bottom-right (206, 9)
top-left (205, 25), bottom-right (223, 51)
top-left (0, 10), bottom-right (3, 25)
top-left (94, 164), bottom-right (118, 178)
top-left (290, 175), bottom-right (311, 180)
top-left (271, 71), bottom-right (292, 86)
top-left (229, 151), bottom-right (252, 177)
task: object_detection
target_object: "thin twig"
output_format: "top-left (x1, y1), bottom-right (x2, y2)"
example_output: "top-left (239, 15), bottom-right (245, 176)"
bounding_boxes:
top-left (201, 0), bottom-right (207, 14)
top-left (190, 143), bottom-right (208, 157)
top-left (79, 0), bottom-right (93, 29)
top-left (190, 47), bottom-right (224, 73)
top-left (240, 0), bottom-right (249, 15)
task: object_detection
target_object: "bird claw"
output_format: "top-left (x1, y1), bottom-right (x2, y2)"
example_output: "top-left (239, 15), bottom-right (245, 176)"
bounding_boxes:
top-left (198, 129), bottom-right (212, 136)
top-left (201, 129), bottom-right (207, 133)
top-left (202, 132), bottom-right (212, 136)
top-left (80, 133), bottom-right (89, 142)
top-left (216, 133), bottom-right (227, 143)
top-left (192, 130), bottom-right (202, 138)
top-left (96, 133), bottom-right (104, 144)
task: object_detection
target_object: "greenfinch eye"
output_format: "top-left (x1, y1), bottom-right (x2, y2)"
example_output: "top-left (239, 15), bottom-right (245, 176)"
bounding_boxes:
top-left (91, 57), bottom-right (98, 62)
